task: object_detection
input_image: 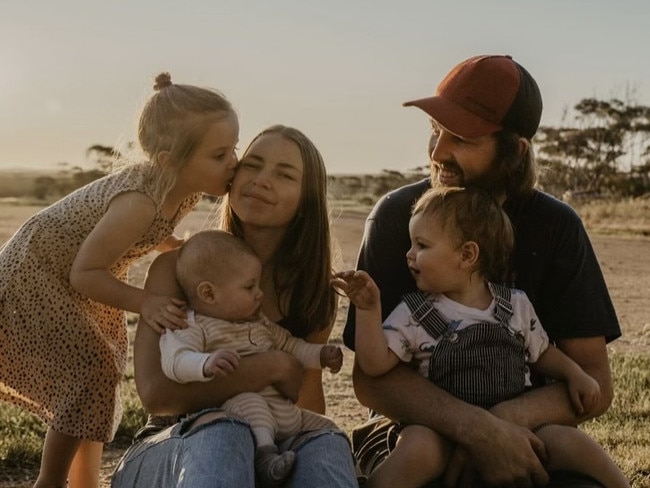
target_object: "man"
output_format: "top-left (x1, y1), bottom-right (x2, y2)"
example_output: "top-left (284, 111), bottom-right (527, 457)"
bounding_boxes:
top-left (343, 55), bottom-right (621, 487)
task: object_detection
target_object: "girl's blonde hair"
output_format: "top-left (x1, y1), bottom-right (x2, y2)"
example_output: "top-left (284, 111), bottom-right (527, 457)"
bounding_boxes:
top-left (219, 125), bottom-right (336, 338)
top-left (412, 186), bottom-right (514, 283)
top-left (137, 72), bottom-right (234, 201)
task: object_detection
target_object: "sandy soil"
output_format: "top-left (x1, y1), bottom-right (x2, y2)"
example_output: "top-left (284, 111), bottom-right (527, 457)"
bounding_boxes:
top-left (1, 204), bottom-right (648, 486)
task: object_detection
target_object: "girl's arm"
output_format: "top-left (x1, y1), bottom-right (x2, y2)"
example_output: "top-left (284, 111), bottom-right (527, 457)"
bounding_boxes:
top-left (134, 250), bottom-right (305, 415)
top-left (69, 191), bottom-right (185, 331)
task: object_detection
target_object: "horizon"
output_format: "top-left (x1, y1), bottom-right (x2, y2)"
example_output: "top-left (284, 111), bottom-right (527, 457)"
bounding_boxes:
top-left (2, 1), bottom-right (649, 175)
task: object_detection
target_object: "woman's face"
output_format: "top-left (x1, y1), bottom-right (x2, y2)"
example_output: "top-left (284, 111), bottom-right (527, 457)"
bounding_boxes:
top-left (229, 133), bottom-right (304, 229)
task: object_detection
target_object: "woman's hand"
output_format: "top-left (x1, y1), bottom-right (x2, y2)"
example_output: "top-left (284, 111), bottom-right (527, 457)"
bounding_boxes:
top-left (140, 292), bottom-right (187, 334)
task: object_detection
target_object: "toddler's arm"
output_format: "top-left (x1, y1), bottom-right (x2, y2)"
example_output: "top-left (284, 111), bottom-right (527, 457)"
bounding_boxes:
top-left (333, 270), bottom-right (400, 376)
top-left (532, 344), bottom-right (601, 416)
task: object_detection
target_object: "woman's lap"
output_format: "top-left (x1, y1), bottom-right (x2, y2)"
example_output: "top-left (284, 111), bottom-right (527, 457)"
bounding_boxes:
top-left (111, 412), bottom-right (357, 488)
top-left (111, 412), bottom-right (255, 488)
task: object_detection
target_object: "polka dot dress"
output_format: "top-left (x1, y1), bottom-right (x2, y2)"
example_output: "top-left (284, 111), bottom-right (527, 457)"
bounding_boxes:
top-left (0, 164), bottom-right (201, 442)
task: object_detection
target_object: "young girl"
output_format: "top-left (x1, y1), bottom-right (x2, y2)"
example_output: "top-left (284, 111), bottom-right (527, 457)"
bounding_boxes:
top-left (334, 186), bottom-right (629, 488)
top-left (0, 72), bottom-right (239, 488)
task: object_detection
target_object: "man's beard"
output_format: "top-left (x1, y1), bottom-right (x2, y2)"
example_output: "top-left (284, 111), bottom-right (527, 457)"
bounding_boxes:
top-left (431, 160), bottom-right (509, 196)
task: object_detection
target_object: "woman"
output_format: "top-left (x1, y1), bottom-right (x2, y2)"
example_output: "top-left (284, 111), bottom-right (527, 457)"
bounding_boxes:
top-left (111, 125), bottom-right (357, 487)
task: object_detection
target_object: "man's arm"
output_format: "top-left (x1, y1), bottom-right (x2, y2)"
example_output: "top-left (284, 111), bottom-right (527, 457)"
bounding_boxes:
top-left (490, 337), bottom-right (613, 429)
top-left (353, 361), bottom-right (550, 486)
top-left (134, 250), bottom-right (304, 415)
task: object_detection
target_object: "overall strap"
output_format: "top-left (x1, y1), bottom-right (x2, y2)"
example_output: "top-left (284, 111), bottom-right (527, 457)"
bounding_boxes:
top-left (402, 291), bottom-right (448, 339)
top-left (489, 282), bottom-right (514, 325)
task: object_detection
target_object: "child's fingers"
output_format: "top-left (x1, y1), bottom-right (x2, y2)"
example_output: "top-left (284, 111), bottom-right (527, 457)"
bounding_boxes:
top-left (144, 319), bottom-right (166, 335)
top-left (221, 350), bottom-right (241, 368)
top-left (331, 277), bottom-right (348, 290)
top-left (333, 270), bottom-right (355, 279)
top-left (161, 304), bottom-right (188, 329)
top-left (570, 389), bottom-right (585, 415)
top-left (212, 356), bottom-right (239, 376)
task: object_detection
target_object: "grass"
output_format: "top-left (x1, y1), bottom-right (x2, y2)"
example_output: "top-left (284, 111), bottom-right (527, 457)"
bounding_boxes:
top-left (572, 197), bottom-right (650, 237)
top-left (581, 353), bottom-right (650, 486)
top-left (1, 195), bottom-right (649, 485)
top-left (2, 351), bottom-right (649, 485)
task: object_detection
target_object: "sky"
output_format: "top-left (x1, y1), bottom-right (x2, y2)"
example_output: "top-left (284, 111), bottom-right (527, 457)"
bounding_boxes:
top-left (1, 0), bottom-right (649, 175)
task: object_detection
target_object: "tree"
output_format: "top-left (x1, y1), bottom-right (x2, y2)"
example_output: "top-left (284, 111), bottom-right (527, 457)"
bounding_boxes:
top-left (33, 176), bottom-right (58, 200)
top-left (86, 144), bottom-right (122, 174)
top-left (536, 97), bottom-right (650, 197)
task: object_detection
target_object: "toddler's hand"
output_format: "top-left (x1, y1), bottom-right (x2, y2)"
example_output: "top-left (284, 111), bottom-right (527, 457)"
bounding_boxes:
top-left (320, 345), bottom-right (343, 373)
top-left (141, 293), bottom-right (187, 334)
top-left (331, 270), bottom-right (380, 310)
top-left (568, 371), bottom-right (601, 416)
top-left (204, 349), bottom-right (240, 378)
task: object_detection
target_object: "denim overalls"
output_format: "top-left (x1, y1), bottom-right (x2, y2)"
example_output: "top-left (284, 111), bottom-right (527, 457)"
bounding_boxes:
top-left (402, 284), bottom-right (527, 409)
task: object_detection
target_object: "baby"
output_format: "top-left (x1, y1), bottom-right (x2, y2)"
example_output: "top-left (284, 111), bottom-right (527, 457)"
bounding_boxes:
top-left (160, 230), bottom-right (343, 485)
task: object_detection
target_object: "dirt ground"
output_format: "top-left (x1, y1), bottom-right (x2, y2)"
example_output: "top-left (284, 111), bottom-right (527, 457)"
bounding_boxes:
top-left (1, 204), bottom-right (649, 486)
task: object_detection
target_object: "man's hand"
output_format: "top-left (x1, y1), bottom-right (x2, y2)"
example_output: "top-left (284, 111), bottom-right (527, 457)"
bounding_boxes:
top-left (446, 417), bottom-right (549, 488)
top-left (203, 349), bottom-right (240, 378)
top-left (320, 345), bottom-right (343, 373)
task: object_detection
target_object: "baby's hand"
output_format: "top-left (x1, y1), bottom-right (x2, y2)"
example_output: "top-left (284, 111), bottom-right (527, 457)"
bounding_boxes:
top-left (331, 270), bottom-right (380, 310)
top-left (320, 345), bottom-right (343, 373)
top-left (204, 349), bottom-right (240, 378)
top-left (568, 371), bottom-right (601, 416)
top-left (140, 293), bottom-right (187, 334)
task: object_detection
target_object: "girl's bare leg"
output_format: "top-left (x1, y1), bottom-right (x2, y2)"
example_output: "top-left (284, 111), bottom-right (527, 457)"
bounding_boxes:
top-left (537, 424), bottom-right (630, 488)
top-left (33, 428), bottom-right (80, 488)
top-left (68, 439), bottom-right (103, 488)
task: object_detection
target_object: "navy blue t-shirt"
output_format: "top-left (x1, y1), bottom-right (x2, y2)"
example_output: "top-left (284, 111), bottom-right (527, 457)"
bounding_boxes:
top-left (343, 179), bottom-right (620, 350)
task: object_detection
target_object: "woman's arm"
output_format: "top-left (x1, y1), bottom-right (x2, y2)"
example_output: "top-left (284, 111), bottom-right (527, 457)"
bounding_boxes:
top-left (134, 250), bottom-right (304, 415)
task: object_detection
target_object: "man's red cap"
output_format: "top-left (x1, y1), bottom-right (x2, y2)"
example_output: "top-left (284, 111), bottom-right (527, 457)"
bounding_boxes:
top-left (403, 55), bottom-right (543, 139)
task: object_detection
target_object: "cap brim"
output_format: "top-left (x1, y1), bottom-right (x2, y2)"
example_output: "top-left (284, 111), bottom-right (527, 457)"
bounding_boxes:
top-left (403, 96), bottom-right (501, 139)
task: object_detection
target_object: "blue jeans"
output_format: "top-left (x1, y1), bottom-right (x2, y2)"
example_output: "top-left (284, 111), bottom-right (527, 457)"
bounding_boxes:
top-left (111, 411), bottom-right (357, 488)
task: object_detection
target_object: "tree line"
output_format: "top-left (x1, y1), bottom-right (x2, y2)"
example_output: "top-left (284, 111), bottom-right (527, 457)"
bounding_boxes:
top-left (30, 96), bottom-right (650, 203)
